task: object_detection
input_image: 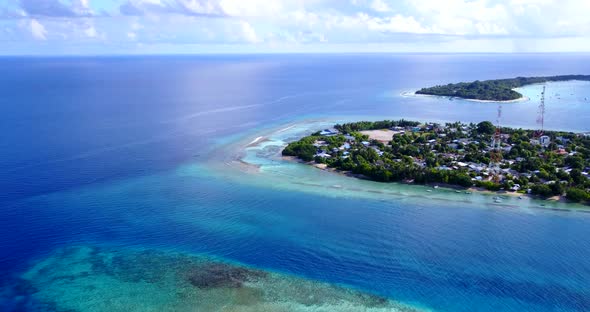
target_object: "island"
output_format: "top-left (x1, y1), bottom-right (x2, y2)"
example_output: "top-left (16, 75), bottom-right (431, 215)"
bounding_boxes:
top-left (415, 75), bottom-right (590, 101)
top-left (282, 120), bottom-right (590, 204)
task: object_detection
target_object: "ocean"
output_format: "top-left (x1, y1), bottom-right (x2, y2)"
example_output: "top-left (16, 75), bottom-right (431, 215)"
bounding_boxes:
top-left (1, 54), bottom-right (590, 311)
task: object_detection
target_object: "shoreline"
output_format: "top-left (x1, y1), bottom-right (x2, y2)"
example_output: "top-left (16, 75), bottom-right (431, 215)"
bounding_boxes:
top-left (400, 90), bottom-right (529, 103)
top-left (281, 155), bottom-right (587, 210)
top-left (214, 118), bottom-right (590, 212)
top-left (404, 77), bottom-right (590, 104)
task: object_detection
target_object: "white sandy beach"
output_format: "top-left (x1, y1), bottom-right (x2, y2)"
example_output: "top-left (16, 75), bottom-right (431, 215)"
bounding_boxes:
top-left (400, 90), bottom-right (529, 103)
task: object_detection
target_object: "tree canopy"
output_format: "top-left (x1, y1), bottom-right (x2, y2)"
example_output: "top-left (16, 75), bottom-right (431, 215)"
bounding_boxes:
top-left (416, 75), bottom-right (590, 101)
top-left (283, 119), bottom-right (590, 205)
top-left (477, 121), bottom-right (496, 135)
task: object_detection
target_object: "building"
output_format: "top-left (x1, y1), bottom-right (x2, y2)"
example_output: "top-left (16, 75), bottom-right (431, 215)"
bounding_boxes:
top-left (339, 143), bottom-right (351, 150)
top-left (320, 129), bottom-right (338, 136)
top-left (540, 135), bottom-right (551, 147)
top-left (556, 136), bottom-right (570, 144)
top-left (313, 140), bottom-right (327, 148)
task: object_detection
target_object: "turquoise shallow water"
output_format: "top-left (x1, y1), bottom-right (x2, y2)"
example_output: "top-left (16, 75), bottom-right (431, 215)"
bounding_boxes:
top-left (515, 80), bottom-right (590, 131)
top-left (4, 118), bottom-right (590, 311)
top-left (14, 245), bottom-right (420, 312)
top-left (2, 55), bottom-right (590, 311)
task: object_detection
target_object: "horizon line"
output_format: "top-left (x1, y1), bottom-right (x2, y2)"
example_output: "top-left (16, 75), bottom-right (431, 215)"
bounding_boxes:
top-left (2, 51), bottom-right (590, 57)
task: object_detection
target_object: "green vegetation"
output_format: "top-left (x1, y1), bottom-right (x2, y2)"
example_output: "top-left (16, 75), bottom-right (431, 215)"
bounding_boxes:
top-left (283, 134), bottom-right (347, 161)
top-left (283, 120), bottom-right (590, 204)
top-left (416, 75), bottom-right (590, 101)
top-left (566, 188), bottom-right (590, 203)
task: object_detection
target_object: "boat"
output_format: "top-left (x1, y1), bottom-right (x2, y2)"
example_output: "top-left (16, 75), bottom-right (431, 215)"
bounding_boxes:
top-left (433, 186), bottom-right (439, 189)
top-left (426, 190), bottom-right (433, 192)
top-left (518, 196), bottom-right (523, 199)
top-left (494, 198), bottom-right (502, 203)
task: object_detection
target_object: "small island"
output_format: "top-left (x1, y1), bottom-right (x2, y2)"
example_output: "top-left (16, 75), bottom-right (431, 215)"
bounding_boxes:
top-left (415, 75), bottom-right (590, 101)
top-left (282, 120), bottom-right (590, 204)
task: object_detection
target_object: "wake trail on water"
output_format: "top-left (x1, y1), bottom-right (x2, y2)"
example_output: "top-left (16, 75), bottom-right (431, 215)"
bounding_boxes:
top-left (161, 89), bottom-right (346, 125)
top-left (161, 104), bottom-right (263, 124)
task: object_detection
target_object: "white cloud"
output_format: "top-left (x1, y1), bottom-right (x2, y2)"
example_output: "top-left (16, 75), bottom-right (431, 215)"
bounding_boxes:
top-left (30, 19), bottom-right (47, 40)
top-left (290, 10), bottom-right (321, 28)
top-left (131, 21), bottom-right (142, 30)
top-left (218, 0), bottom-right (284, 17)
top-left (402, 0), bottom-right (508, 35)
top-left (76, 0), bottom-right (92, 11)
top-left (370, 0), bottom-right (392, 12)
top-left (6, 0), bottom-right (590, 53)
top-left (240, 21), bottom-right (260, 43)
top-left (84, 25), bottom-right (97, 37)
top-left (107, 0), bottom-right (590, 39)
top-left (176, 0), bottom-right (223, 16)
top-left (398, 0), bottom-right (589, 37)
top-left (365, 14), bottom-right (431, 34)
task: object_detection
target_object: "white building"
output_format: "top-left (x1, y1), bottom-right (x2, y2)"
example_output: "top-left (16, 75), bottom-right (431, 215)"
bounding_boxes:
top-left (540, 135), bottom-right (551, 147)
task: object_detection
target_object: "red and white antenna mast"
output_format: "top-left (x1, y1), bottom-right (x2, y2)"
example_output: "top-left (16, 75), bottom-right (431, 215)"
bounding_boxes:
top-left (536, 85), bottom-right (546, 137)
top-left (490, 103), bottom-right (503, 182)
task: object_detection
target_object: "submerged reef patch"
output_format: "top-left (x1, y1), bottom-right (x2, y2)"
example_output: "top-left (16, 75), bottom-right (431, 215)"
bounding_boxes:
top-left (185, 263), bottom-right (266, 289)
top-left (2, 245), bottom-right (428, 312)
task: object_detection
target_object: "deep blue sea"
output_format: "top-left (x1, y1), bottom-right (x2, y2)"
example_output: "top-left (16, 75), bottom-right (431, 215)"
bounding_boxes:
top-left (1, 54), bottom-right (590, 311)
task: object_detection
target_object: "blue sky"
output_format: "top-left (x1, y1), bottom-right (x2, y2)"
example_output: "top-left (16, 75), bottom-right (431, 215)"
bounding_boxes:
top-left (1, 0), bottom-right (590, 55)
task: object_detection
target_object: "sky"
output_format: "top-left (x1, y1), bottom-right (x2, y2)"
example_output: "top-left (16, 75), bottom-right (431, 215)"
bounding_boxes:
top-left (1, 0), bottom-right (590, 55)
